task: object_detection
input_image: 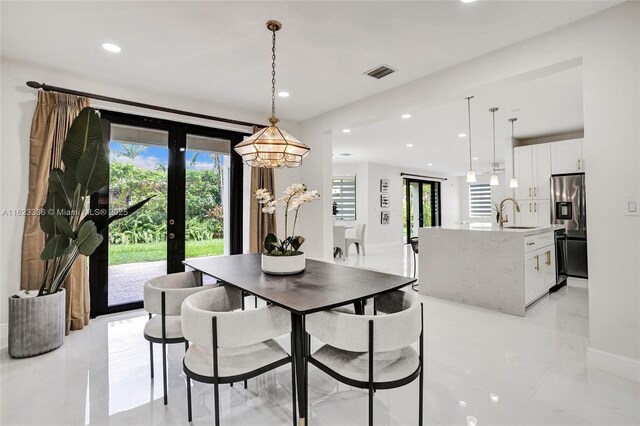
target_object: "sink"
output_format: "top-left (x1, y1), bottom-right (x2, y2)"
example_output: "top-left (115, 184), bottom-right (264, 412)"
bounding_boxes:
top-left (503, 226), bottom-right (538, 229)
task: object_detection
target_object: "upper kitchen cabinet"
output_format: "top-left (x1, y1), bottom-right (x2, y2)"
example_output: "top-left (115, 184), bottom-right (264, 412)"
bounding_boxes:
top-left (551, 138), bottom-right (584, 174)
top-left (514, 144), bottom-right (551, 200)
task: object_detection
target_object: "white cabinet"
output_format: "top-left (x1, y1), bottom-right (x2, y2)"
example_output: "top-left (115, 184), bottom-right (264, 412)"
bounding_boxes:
top-left (551, 139), bottom-right (584, 174)
top-left (524, 233), bottom-right (556, 306)
top-left (515, 200), bottom-right (550, 227)
top-left (514, 144), bottom-right (551, 199)
top-left (514, 146), bottom-right (533, 200)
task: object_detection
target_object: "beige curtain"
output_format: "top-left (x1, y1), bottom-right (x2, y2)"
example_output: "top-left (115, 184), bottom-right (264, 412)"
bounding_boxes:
top-left (21, 91), bottom-right (90, 334)
top-left (249, 126), bottom-right (277, 252)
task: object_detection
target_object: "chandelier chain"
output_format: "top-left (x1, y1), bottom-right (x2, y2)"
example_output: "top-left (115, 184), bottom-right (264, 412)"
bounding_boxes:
top-left (271, 29), bottom-right (277, 117)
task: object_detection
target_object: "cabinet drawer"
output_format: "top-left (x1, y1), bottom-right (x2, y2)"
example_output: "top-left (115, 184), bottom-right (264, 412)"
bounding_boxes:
top-left (524, 232), bottom-right (554, 252)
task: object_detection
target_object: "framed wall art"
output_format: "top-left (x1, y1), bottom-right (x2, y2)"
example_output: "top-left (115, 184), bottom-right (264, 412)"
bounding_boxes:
top-left (380, 179), bottom-right (389, 193)
top-left (381, 211), bottom-right (390, 224)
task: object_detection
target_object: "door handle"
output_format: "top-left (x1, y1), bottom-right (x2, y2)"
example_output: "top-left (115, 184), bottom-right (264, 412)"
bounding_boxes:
top-left (535, 255), bottom-right (540, 271)
top-left (168, 233), bottom-right (175, 239)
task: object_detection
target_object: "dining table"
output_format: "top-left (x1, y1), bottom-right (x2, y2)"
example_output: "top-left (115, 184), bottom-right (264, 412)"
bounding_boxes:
top-left (183, 253), bottom-right (416, 426)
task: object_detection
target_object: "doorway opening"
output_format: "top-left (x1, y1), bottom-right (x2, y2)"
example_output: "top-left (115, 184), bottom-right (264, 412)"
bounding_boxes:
top-left (90, 110), bottom-right (247, 316)
top-left (403, 178), bottom-right (441, 243)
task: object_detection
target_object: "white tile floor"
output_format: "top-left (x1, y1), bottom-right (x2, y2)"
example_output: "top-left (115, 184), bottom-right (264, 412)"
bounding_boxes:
top-left (2, 244), bottom-right (639, 425)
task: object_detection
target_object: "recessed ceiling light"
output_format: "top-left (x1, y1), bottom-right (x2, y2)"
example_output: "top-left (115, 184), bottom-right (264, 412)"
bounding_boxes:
top-left (458, 133), bottom-right (467, 138)
top-left (406, 143), bottom-right (414, 148)
top-left (473, 157), bottom-right (479, 160)
top-left (102, 42), bottom-right (121, 53)
top-left (460, 0), bottom-right (476, 3)
top-left (427, 163), bottom-right (433, 166)
top-left (342, 129), bottom-right (351, 133)
top-left (340, 153), bottom-right (352, 156)
top-left (278, 91), bottom-right (290, 98)
top-left (401, 113), bottom-right (411, 119)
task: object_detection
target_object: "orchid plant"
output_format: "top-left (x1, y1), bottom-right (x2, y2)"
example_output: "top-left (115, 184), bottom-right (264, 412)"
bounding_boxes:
top-left (255, 183), bottom-right (320, 256)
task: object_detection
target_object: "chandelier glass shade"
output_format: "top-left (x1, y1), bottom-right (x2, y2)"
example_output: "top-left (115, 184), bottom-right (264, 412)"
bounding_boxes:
top-left (234, 20), bottom-right (310, 168)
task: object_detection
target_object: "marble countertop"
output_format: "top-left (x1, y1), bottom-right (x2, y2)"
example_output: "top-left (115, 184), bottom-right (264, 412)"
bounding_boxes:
top-left (428, 223), bottom-right (564, 236)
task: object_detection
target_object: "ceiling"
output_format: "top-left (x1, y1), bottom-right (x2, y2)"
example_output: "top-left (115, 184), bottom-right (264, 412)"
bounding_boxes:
top-left (332, 66), bottom-right (584, 176)
top-left (1, 1), bottom-right (616, 122)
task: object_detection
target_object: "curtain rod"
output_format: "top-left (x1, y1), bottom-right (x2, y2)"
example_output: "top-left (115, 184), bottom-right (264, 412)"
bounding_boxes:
top-left (400, 172), bottom-right (447, 182)
top-left (26, 81), bottom-right (264, 129)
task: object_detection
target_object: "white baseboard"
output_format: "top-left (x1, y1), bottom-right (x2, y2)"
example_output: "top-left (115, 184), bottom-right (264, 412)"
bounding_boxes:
top-left (587, 347), bottom-right (640, 382)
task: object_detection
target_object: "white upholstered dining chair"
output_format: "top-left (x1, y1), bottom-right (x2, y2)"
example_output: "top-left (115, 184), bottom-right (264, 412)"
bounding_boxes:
top-left (181, 286), bottom-right (296, 425)
top-left (346, 223), bottom-right (367, 255)
top-left (143, 271), bottom-right (211, 405)
top-left (306, 290), bottom-right (423, 425)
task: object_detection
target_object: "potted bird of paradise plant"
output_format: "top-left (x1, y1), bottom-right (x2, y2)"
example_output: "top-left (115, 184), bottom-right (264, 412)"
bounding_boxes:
top-left (8, 107), bottom-right (152, 358)
top-left (254, 183), bottom-right (320, 275)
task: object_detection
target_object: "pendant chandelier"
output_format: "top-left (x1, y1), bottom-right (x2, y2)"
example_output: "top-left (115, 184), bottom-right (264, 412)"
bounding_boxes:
top-left (489, 107), bottom-right (499, 186)
top-left (465, 96), bottom-right (476, 183)
top-left (508, 118), bottom-right (519, 188)
top-left (234, 20), bottom-right (310, 168)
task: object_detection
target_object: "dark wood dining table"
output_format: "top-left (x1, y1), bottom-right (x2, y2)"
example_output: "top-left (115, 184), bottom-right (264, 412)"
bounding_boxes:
top-left (183, 253), bottom-right (416, 426)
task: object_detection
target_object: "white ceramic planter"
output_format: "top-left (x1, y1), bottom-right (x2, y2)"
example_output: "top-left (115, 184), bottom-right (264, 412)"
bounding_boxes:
top-left (8, 288), bottom-right (65, 358)
top-left (261, 253), bottom-right (306, 275)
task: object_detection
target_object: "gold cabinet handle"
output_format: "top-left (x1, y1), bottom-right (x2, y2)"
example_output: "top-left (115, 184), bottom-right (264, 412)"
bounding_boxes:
top-left (534, 187), bottom-right (537, 197)
top-left (578, 159), bottom-right (581, 170)
top-left (535, 255), bottom-right (540, 271)
top-left (527, 241), bottom-right (535, 246)
top-left (529, 203), bottom-right (532, 213)
top-left (546, 250), bottom-right (551, 266)
top-left (534, 202), bottom-right (537, 213)
top-left (529, 187), bottom-right (532, 197)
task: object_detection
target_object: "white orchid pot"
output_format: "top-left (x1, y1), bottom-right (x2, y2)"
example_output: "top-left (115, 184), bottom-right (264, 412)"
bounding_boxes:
top-left (261, 253), bottom-right (306, 275)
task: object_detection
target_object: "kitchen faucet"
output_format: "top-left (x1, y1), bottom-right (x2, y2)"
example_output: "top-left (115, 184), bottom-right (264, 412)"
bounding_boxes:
top-left (498, 198), bottom-right (520, 227)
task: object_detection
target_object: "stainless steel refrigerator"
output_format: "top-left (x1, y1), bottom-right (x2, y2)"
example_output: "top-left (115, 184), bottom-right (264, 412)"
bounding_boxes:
top-left (550, 173), bottom-right (588, 278)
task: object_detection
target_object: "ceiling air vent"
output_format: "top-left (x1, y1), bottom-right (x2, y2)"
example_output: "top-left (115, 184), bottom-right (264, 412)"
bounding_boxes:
top-left (364, 65), bottom-right (397, 79)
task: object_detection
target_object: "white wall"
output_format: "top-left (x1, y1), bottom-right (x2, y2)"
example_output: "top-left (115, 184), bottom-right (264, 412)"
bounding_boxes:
top-left (332, 161), bottom-right (460, 247)
top-left (300, 2), bottom-right (640, 373)
top-left (0, 57), bottom-right (300, 325)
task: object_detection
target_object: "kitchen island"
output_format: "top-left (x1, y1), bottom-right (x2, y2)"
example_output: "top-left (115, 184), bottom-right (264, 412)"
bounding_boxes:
top-left (418, 223), bottom-right (564, 316)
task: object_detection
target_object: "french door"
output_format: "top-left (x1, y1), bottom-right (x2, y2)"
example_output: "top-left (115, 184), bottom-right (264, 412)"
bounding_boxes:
top-left (90, 110), bottom-right (247, 316)
top-left (404, 178), bottom-right (441, 242)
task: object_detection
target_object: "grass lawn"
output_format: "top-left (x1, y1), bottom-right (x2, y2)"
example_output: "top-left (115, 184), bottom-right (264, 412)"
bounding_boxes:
top-left (109, 239), bottom-right (224, 266)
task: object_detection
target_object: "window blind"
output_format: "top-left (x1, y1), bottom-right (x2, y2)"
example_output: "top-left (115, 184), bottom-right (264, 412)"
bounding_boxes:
top-left (332, 177), bottom-right (356, 220)
top-left (469, 183), bottom-right (492, 217)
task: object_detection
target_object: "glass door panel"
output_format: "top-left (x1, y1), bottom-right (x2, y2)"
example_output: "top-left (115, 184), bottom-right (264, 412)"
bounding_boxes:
top-left (404, 178), bottom-right (441, 242)
top-left (107, 125), bottom-right (169, 307)
top-left (185, 134), bottom-right (230, 261)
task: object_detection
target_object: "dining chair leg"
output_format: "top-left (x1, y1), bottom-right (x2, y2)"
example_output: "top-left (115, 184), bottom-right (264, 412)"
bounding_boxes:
top-left (254, 296), bottom-right (258, 309)
top-left (149, 342), bottom-right (154, 379)
top-left (214, 382), bottom-right (220, 426)
top-left (186, 376), bottom-right (193, 422)
top-left (244, 380), bottom-right (247, 389)
top-left (418, 367), bottom-right (424, 426)
top-left (355, 243), bottom-right (360, 255)
top-left (368, 385), bottom-right (374, 426)
top-left (162, 342), bottom-right (168, 405)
